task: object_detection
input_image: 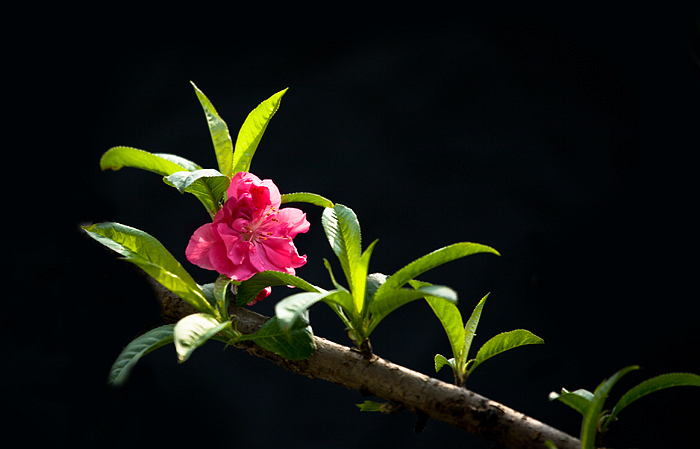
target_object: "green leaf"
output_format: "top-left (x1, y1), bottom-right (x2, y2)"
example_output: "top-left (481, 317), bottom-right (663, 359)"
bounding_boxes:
top-left (164, 169), bottom-right (231, 217)
top-left (434, 354), bottom-right (455, 373)
top-left (468, 329), bottom-right (544, 377)
top-left (191, 82), bottom-right (234, 177)
top-left (354, 239), bottom-right (379, 314)
top-left (107, 324), bottom-right (175, 386)
top-left (581, 365), bottom-right (639, 449)
top-left (213, 275), bottom-right (233, 317)
top-left (232, 88), bottom-right (288, 175)
top-left (367, 285), bottom-right (458, 335)
top-left (280, 192), bottom-right (334, 208)
top-left (321, 204), bottom-right (364, 312)
top-left (154, 153), bottom-right (203, 171)
top-left (460, 294), bottom-right (489, 367)
top-left (548, 388), bottom-right (594, 416)
top-left (82, 222), bottom-right (217, 316)
top-left (356, 400), bottom-right (384, 412)
top-left (173, 313), bottom-right (231, 363)
top-left (608, 372), bottom-right (700, 423)
top-left (240, 313), bottom-right (317, 360)
top-left (236, 270), bottom-right (323, 306)
top-left (373, 242), bottom-right (499, 305)
top-left (275, 289), bottom-right (354, 331)
top-left (100, 146), bottom-right (199, 177)
top-left (411, 279), bottom-right (464, 361)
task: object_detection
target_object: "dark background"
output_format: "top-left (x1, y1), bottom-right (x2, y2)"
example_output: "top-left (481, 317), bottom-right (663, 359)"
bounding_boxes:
top-left (5, 8), bottom-right (700, 448)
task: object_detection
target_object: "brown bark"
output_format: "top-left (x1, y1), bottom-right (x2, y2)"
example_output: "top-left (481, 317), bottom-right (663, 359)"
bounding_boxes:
top-left (152, 280), bottom-right (581, 449)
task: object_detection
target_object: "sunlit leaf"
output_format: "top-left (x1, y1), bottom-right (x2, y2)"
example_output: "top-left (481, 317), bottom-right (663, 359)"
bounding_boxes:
top-left (468, 329), bottom-right (544, 376)
top-left (580, 365), bottom-right (639, 449)
top-left (460, 294), bottom-right (489, 365)
top-left (548, 388), bottom-right (594, 416)
top-left (82, 222), bottom-right (217, 316)
top-left (173, 313), bottom-right (231, 363)
top-left (107, 324), bottom-right (175, 386)
top-left (191, 82), bottom-right (234, 177)
top-left (280, 192), bottom-right (334, 208)
top-left (367, 285), bottom-right (458, 335)
top-left (322, 204), bottom-right (364, 312)
top-left (374, 243), bottom-right (499, 305)
top-left (154, 153), bottom-right (203, 171)
top-left (353, 239), bottom-right (378, 314)
top-left (434, 354), bottom-right (455, 373)
top-left (608, 372), bottom-right (700, 423)
top-left (232, 88), bottom-right (288, 175)
top-left (100, 146), bottom-right (199, 177)
top-left (163, 169), bottom-right (231, 217)
top-left (411, 279), bottom-right (464, 361)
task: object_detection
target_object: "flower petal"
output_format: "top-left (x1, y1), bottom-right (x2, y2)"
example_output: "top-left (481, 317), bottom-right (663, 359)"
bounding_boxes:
top-left (276, 207), bottom-right (310, 238)
top-left (185, 223), bottom-right (218, 270)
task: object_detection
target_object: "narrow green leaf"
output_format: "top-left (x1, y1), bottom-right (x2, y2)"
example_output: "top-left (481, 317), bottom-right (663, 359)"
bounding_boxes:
top-left (107, 324), bottom-right (175, 386)
top-left (100, 146), bottom-right (196, 177)
top-left (236, 270), bottom-right (323, 306)
top-left (411, 279), bottom-right (464, 361)
top-left (191, 82), bottom-right (234, 177)
top-left (367, 285), bottom-right (458, 335)
top-left (82, 222), bottom-right (217, 316)
top-left (353, 239), bottom-right (378, 314)
top-left (548, 388), bottom-right (594, 416)
top-left (173, 313), bottom-right (231, 363)
top-left (280, 192), bottom-right (334, 208)
top-left (321, 204), bottom-right (363, 311)
top-left (581, 365), bottom-right (639, 449)
top-left (240, 313), bottom-right (317, 360)
top-left (163, 169), bottom-right (231, 216)
top-left (434, 354), bottom-right (455, 373)
top-left (609, 372), bottom-right (700, 423)
top-left (460, 294), bottom-right (489, 366)
top-left (232, 88), bottom-right (288, 175)
top-left (373, 242), bottom-right (499, 305)
top-left (468, 329), bottom-right (544, 377)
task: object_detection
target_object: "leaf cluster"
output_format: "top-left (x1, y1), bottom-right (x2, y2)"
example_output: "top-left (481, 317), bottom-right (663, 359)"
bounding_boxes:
top-left (427, 292), bottom-right (543, 386)
top-left (549, 366), bottom-right (700, 448)
top-left (268, 203), bottom-right (501, 358)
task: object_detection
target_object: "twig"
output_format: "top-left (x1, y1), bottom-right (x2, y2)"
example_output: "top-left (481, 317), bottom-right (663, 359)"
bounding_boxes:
top-left (152, 280), bottom-right (581, 449)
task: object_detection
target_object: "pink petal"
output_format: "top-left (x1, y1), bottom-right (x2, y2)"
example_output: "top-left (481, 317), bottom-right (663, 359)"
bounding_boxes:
top-left (260, 179), bottom-right (281, 208)
top-left (258, 236), bottom-right (307, 273)
top-left (276, 208), bottom-right (310, 238)
top-left (185, 223), bottom-right (218, 270)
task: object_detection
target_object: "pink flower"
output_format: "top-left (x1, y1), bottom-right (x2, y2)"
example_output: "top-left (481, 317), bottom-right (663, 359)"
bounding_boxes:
top-left (186, 172), bottom-right (310, 302)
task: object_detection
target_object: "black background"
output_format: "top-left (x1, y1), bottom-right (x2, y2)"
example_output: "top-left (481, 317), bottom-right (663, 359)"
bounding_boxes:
top-left (5, 8), bottom-right (700, 448)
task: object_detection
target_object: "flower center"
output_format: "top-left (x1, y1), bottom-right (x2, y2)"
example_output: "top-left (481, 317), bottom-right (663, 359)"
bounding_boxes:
top-left (241, 206), bottom-right (279, 242)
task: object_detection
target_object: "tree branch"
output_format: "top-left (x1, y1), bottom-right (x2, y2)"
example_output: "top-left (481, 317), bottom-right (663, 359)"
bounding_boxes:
top-left (152, 280), bottom-right (581, 449)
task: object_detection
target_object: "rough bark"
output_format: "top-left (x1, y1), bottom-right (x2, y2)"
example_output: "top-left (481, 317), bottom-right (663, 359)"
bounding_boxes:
top-left (152, 280), bottom-right (581, 449)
